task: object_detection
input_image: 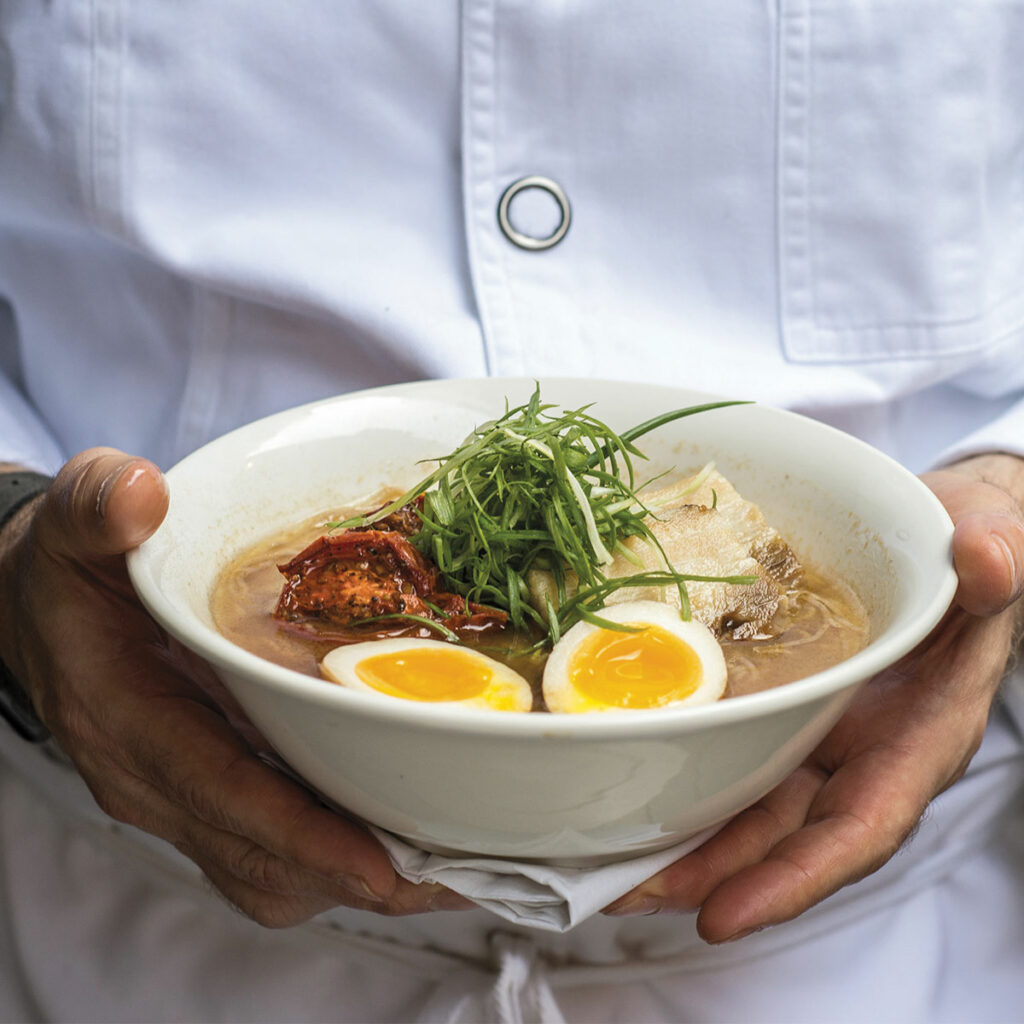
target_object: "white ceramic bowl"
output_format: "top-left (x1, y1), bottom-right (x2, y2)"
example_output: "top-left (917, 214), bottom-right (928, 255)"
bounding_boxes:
top-left (127, 378), bottom-right (957, 865)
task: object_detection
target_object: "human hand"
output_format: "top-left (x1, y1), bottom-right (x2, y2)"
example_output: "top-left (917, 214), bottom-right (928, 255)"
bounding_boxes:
top-left (0, 448), bottom-right (472, 927)
top-left (604, 452), bottom-right (1024, 942)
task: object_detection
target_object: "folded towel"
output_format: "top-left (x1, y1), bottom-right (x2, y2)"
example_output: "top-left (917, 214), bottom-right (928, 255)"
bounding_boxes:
top-left (370, 825), bottom-right (721, 933)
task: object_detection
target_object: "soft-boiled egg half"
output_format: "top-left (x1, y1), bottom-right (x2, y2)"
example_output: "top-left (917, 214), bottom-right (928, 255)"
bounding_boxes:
top-left (542, 600), bottom-right (727, 713)
top-left (321, 637), bottom-right (533, 712)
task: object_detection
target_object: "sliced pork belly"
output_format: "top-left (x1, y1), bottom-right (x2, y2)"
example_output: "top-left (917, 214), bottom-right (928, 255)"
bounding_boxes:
top-left (640, 471), bottom-right (800, 582)
top-left (528, 469), bottom-right (800, 639)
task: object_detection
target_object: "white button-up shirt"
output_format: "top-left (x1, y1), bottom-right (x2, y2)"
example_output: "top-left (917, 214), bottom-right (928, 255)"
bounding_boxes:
top-left (1, 1), bottom-right (1023, 476)
top-left (1, 3), bottom-right (1023, 1022)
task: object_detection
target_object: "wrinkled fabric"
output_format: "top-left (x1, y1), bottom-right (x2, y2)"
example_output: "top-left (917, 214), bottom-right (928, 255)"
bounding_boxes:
top-left (1, 2), bottom-right (1023, 1022)
top-left (2, 1), bottom-right (1023, 475)
top-left (1, 689), bottom-right (1022, 1023)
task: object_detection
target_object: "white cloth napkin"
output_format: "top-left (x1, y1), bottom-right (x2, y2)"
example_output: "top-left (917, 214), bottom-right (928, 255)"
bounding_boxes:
top-left (369, 825), bottom-right (722, 933)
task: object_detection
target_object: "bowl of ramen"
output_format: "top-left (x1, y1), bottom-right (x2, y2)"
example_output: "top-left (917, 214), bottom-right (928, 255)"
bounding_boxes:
top-left (127, 377), bottom-right (957, 864)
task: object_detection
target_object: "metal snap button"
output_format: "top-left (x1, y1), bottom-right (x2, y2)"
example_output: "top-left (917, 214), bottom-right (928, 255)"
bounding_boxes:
top-left (497, 176), bottom-right (571, 251)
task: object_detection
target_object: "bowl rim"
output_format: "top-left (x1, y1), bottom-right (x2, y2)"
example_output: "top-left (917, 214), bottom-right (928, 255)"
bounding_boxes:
top-left (127, 376), bottom-right (958, 739)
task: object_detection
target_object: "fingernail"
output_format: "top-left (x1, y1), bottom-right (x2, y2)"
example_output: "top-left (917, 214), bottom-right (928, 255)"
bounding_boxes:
top-left (122, 463), bottom-right (165, 494)
top-left (337, 876), bottom-right (387, 903)
top-left (992, 533), bottom-right (1022, 602)
top-left (604, 894), bottom-right (663, 917)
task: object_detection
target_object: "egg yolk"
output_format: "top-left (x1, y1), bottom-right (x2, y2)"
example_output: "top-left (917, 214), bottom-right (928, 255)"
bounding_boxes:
top-left (568, 624), bottom-right (703, 709)
top-left (355, 647), bottom-right (502, 704)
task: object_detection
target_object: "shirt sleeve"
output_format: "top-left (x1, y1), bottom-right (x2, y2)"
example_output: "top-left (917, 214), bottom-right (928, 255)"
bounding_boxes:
top-left (933, 395), bottom-right (1024, 467)
top-left (0, 370), bottom-right (65, 474)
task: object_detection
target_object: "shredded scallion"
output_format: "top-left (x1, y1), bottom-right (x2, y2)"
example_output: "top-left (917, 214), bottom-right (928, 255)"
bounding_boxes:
top-left (335, 387), bottom-right (752, 645)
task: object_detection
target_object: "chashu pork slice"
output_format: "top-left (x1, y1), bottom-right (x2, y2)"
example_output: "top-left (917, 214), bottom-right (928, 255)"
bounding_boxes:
top-left (528, 468), bottom-right (801, 639)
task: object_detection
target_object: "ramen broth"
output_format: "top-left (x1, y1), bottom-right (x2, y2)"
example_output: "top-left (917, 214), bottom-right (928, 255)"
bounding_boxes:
top-left (211, 502), bottom-right (871, 705)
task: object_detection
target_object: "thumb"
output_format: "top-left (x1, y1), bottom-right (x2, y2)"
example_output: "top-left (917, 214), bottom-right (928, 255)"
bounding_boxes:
top-left (923, 468), bottom-right (1024, 618)
top-left (38, 447), bottom-right (169, 562)
top-left (952, 508), bottom-right (1024, 617)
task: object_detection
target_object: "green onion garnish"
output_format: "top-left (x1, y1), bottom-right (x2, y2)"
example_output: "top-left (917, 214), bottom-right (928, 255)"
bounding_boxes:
top-left (336, 386), bottom-right (751, 646)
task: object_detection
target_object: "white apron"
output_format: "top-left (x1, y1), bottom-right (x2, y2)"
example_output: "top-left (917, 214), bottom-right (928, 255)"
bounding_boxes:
top-left (1, 709), bottom-right (1022, 1023)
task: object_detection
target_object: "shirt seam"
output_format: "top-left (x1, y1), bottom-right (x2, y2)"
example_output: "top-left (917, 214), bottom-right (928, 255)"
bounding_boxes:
top-left (86, 0), bottom-right (127, 240)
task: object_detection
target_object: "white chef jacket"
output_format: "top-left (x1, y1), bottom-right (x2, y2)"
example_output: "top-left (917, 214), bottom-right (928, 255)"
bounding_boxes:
top-left (1, 2), bottom-right (1023, 1022)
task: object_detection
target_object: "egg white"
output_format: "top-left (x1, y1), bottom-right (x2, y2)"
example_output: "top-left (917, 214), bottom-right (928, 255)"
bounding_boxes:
top-left (542, 600), bottom-right (727, 713)
top-left (321, 637), bottom-right (533, 712)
